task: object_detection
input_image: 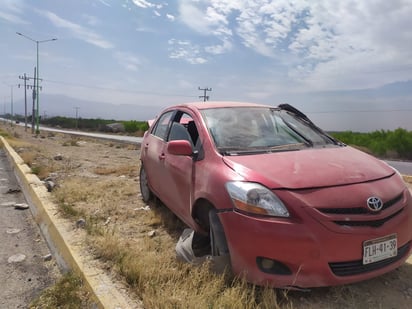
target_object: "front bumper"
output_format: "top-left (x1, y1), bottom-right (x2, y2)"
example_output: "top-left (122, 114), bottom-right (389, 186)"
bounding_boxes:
top-left (219, 190), bottom-right (412, 288)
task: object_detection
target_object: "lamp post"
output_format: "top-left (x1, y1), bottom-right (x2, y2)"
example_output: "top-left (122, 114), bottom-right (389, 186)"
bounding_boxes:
top-left (16, 32), bottom-right (57, 134)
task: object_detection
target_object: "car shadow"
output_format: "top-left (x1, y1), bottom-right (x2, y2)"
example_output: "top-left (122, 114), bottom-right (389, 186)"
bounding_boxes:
top-left (147, 197), bottom-right (187, 239)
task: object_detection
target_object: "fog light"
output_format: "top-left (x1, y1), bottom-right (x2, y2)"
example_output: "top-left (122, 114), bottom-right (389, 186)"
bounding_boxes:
top-left (256, 256), bottom-right (292, 275)
top-left (261, 258), bottom-right (275, 270)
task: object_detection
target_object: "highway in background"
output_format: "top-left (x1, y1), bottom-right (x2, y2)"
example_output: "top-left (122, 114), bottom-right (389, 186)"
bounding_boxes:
top-left (386, 160), bottom-right (412, 176)
top-left (38, 126), bottom-right (143, 144)
top-left (9, 121), bottom-right (412, 176)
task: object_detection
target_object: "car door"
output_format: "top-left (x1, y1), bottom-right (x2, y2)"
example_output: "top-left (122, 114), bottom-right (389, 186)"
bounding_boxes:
top-left (161, 112), bottom-right (201, 226)
top-left (144, 110), bottom-right (199, 226)
top-left (142, 110), bottom-right (174, 200)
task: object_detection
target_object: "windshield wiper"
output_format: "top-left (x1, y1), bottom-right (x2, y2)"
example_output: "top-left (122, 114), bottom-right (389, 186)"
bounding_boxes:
top-left (220, 143), bottom-right (307, 155)
top-left (283, 121), bottom-right (314, 147)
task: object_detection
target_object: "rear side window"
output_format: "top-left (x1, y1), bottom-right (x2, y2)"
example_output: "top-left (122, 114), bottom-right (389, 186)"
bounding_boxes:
top-left (151, 111), bottom-right (173, 140)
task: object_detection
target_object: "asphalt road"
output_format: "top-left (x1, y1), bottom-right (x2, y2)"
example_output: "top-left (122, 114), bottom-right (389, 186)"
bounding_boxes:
top-left (386, 160), bottom-right (412, 176)
top-left (42, 126), bottom-right (143, 144)
top-left (0, 149), bottom-right (58, 308)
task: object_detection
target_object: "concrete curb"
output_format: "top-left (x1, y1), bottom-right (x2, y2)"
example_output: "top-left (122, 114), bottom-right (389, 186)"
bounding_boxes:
top-left (0, 136), bottom-right (136, 309)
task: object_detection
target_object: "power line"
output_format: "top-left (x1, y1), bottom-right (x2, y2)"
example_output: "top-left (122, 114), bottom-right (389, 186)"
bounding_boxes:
top-left (307, 109), bottom-right (412, 114)
top-left (42, 79), bottom-right (198, 98)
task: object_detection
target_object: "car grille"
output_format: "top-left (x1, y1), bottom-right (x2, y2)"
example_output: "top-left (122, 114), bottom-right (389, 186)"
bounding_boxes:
top-left (318, 193), bottom-right (403, 215)
top-left (333, 209), bottom-right (403, 228)
top-left (329, 241), bottom-right (411, 277)
top-left (315, 193), bottom-right (404, 228)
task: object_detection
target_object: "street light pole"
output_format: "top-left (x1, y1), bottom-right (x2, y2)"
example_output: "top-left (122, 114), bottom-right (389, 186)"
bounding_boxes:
top-left (16, 32), bottom-right (57, 134)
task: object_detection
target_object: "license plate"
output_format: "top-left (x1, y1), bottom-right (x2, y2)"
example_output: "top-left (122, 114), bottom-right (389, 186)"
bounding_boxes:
top-left (363, 234), bottom-right (397, 265)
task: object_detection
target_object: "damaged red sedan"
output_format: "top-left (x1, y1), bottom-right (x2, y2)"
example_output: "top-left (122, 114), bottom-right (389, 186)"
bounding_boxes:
top-left (139, 102), bottom-right (412, 289)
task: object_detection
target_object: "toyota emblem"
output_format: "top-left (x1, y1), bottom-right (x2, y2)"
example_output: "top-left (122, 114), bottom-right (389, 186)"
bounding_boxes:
top-left (367, 196), bottom-right (383, 212)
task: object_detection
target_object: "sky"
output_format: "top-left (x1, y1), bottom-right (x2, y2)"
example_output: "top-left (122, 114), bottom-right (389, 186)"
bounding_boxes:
top-left (1, 0), bottom-right (412, 132)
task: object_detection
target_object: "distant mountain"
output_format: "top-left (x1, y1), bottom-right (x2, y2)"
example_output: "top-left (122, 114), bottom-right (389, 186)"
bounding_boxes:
top-left (309, 80), bottom-right (412, 99)
top-left (11, 94), bottom-right (162, 121)
top-left (9, 80), bottom-right (412, 132)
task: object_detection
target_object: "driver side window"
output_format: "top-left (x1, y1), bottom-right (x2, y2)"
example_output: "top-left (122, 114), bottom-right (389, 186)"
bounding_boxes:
top-left (151, 111), bottom-right (174, 141)
top-left (169, 112), bottom-right (200, 148)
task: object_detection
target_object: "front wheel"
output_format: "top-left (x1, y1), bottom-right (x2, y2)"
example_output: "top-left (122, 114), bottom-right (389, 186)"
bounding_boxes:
top-left (209, 210), bottom-right (231, 274)
top-left (139, 164), bottom-right (152, 203)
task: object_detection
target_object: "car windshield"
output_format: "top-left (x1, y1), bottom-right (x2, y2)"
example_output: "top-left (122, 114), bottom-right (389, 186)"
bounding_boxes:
top-left (200, 107), bottom-right (337, 155)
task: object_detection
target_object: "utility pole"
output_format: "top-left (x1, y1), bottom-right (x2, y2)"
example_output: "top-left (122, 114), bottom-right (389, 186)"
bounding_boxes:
top-left (74, 107), bottom-right (80, 129)
top-left (32, 67), bottom-right (36, 134)
top-left (9, 86), bottom-right (13, 126)
top-left (198, 87), bottom-right (212, 102)
top-left (18, 68), bottom-right (42, 133)
top-left (18, 73), bottom-right (30, 131)
top-left (31, 67), bottom-right (42, 134)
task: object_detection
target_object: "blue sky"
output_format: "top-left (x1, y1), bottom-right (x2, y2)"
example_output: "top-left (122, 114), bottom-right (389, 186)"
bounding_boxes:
top-left (1, 0), bottom-right (412, 131)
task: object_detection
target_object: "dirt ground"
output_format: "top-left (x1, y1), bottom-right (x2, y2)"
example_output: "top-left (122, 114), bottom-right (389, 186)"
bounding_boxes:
top-left (3, 123), bottom-right (412, 309)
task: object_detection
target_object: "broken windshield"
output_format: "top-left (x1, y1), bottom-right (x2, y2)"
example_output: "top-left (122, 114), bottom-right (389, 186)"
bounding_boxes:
top-left (201, 107), bottom-right (336, 154)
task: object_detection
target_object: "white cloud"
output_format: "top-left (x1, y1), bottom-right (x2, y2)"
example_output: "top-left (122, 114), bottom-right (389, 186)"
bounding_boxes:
top-left (82, 14), bottom-right (100, 26)
top-left (0, 0), bottom-right (28, 24)
top-left (177, 0), bottom-right (412, 90)
top-left (205, 38), bottom-right (232, 55)
top-left (166, 13), bottom-right (175, 21)
top-left (0, 10), bottom-right (27, 24)
top-left (98, 0), bottom-right (111, 7)
top-left (168, 39), bottom-right (207, 64)
top-left (114, 52), bottom-right (141, 71)
top-left (288, 1), bottom-right (412, 89)
top-left (179, 0), bottom-right (211, 33)
top-left (132, 0), bottom-right (155, 9)
top-left (39, 10), bottom-right (113, 49)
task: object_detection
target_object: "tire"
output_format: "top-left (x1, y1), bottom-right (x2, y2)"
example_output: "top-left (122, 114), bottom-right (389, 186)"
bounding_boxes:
top-left (139, 164), bottom-right (152, 203)
top-left (208, 210), bottom-right (229, 256)
top-left (208, 209), bottom-right (231, 274)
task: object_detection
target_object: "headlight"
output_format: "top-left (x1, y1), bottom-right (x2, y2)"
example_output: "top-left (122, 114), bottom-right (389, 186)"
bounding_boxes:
top-left (225, 181), bottom-right (289, 217)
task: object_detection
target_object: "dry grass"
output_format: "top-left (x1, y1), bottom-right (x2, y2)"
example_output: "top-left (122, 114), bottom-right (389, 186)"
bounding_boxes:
top-left (90, 221), bottom-right (292, 309)
top-left (29, 272), bottom-right (94, 309)
top-left (62, 139), bottom-right (80, 147)
top-left (3, 124), bottom-right (411, 309)
top-left (9, 143), bottom-right (55, 179)
top-left (51, 172), bottom-right (292, 308)
top-left (93, 164), bottom-right (138, 176)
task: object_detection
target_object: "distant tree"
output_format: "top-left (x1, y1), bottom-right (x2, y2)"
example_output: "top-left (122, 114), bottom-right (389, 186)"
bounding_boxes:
top-left (331, 129), bottom-right (412, 160)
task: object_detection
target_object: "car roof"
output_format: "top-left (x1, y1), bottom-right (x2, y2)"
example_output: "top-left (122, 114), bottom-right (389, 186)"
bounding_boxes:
top-left (171, 101), bottom-right (273, 111)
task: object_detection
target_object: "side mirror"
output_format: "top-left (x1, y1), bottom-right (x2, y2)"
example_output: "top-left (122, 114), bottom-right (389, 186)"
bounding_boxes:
top-left (167, 140), bottom-right (193, 156)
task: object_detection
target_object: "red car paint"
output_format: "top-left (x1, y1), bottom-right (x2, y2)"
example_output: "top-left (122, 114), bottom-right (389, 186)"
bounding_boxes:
top-left (140, 102), bottom-right (412, 288)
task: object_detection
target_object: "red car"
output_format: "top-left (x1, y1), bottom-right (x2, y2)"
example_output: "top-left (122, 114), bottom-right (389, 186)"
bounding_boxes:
top-left (139, 101), bottom-right (412, 289)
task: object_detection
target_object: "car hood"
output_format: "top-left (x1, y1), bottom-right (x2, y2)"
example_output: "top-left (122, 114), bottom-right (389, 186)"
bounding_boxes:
top-left (222, 146), bottom-right (395, 189)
